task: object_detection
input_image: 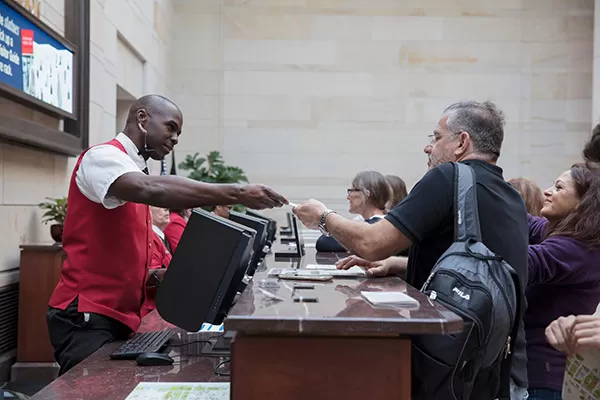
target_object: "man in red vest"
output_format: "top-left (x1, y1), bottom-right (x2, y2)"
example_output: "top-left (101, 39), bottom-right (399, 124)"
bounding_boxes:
top-left (47, 94), bottom-right (287, 375)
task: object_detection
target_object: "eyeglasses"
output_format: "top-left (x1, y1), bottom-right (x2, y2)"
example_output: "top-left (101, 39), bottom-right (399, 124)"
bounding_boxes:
top-left (347, 188), bottom-right (362, 195)
top-left (428, 132), bottom-right (462, 145)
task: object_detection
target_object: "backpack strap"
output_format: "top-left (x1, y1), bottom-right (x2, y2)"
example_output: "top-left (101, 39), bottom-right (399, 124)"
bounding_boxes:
top-left (497, 270), bottom-right (523, 400)
top-left (453, 162), bottom-right (482, 242)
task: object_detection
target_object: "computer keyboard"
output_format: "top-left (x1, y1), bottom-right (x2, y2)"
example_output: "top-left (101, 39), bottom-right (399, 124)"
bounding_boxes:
top-left (110, 329), bottom-right (175, 360)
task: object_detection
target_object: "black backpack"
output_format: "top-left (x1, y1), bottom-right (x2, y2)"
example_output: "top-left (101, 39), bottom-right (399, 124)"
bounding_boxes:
top-left (411, 162), bottom-right (522, 400)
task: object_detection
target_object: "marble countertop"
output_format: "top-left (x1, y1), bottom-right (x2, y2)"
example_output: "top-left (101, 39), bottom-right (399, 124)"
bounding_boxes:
top-left (226, 250), bottom-right (463, 336)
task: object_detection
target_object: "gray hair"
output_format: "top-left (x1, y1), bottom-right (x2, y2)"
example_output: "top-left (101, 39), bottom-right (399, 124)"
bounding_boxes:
top-left (443, 101), bottom-right (505, 161)
top-left (351, 171), bottom-right (392, 211)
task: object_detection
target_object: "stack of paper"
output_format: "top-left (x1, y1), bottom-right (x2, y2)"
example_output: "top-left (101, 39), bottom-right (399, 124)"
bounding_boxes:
top-left (361, 291), bottom-right (419, 306)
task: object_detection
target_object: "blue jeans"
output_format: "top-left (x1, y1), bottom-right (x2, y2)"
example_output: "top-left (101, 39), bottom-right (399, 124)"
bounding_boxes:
top-left (527, 388), bottom-right (562, 400)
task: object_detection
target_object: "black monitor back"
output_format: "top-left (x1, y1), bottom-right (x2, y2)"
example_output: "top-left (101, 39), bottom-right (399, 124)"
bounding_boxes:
top-left (246, 210), bottom-right (277, 243)
top-left (156, 208), bottom-right (256, 331)
top-left (228, 211), bottom-right (268, 276)
top-left (292, 214), bottom-right (305, 257)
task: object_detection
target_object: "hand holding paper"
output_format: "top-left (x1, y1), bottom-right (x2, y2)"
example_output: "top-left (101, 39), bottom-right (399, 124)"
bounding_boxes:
top-left (292, 199), bottom-right (328, 229)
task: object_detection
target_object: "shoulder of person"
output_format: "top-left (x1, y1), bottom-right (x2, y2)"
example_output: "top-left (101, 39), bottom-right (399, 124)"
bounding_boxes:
top-left (80, 143), bottom-right (128, 163)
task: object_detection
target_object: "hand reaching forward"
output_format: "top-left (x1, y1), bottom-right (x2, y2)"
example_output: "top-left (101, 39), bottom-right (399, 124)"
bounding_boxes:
top-left (335, 255), bottom-right (407, 277)
top-left (238, 184), bottom-right (288, 210)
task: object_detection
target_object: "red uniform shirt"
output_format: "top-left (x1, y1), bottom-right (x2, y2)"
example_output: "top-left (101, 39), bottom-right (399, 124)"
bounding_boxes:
top-left (163, 211), bottom-right (187, 253)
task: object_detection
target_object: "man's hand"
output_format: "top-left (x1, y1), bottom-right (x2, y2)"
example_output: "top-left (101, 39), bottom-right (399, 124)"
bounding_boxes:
top-left (238, 184), bottom-right (288, 209)
top-left (571, 315), bottom-right (600, 353)
top-left (545, 315), bottom-right (577, 354)
top-left (292, 199), bottom-right (327, 229)
top-left (335, 255), bottom-right (407, 277)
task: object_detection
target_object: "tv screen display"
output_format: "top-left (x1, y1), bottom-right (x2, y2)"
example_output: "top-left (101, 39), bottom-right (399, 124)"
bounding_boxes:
top-left (0, 0), bottom-right (74, 114)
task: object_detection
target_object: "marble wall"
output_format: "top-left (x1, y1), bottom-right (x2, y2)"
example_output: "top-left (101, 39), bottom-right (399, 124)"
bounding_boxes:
top-left (171, 0), bottom-right (594, 222)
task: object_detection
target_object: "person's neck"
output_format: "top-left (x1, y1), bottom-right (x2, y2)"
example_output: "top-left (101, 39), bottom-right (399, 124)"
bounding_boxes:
top-left (361, 205), bottom-right (385, 220)
top-left (458, 153), bottom-right (496, 165)
top-left (122, 125), bottom-right (149, 160)
top-left (545, 217), bottom-right (559, 233)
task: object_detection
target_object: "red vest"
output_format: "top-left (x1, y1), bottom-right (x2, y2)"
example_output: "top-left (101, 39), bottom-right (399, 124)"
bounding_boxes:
top-left (49, 139), bottom-right (152, 332)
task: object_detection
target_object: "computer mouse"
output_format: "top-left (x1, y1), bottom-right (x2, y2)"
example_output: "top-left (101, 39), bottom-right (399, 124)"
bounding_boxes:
top-left (135, 352), bottom-right (174, 366)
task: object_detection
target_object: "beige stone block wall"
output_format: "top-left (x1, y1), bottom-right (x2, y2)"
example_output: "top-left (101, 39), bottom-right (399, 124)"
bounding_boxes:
top-left (171, 0), bottom-right (594, 223)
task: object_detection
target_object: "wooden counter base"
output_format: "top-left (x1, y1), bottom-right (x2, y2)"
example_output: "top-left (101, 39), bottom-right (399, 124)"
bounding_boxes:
top-left (231, 334), bottom-right (411, 400)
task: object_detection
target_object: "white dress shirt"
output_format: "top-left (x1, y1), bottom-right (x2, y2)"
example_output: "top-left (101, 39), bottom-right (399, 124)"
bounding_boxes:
top-left (152, 224), bottom-right (165, 241)
top-left (75, 133), bottom-right (147, 209)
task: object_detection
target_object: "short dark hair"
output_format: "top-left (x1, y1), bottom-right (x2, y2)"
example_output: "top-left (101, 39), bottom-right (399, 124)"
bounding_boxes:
top-left (351, 171), bottom-right (392, 211)
top-left (548, 164), bottom-right (600, 246)
top-left (384, 174), bottom-right (408, 211)
top-left (444, 101), bottom-right (505, 161)
top-left (584, 123), bottom-right (600, 169)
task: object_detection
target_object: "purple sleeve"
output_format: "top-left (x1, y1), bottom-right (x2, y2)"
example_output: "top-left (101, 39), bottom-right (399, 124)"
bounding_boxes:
top-left (528, 236), bottom-right (592, 285)
top-left (528, 214), bottom-right (548, 245)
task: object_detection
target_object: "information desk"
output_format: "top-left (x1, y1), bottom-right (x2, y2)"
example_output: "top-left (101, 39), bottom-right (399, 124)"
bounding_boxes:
top-left (226, 251), bottom-right (462, 400)
top-left (31, 250), bottom-right (462, 400)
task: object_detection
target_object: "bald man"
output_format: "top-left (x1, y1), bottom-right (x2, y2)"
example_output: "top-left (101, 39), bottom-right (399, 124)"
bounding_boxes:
top-left (47, 94), bottom-right (287, 375)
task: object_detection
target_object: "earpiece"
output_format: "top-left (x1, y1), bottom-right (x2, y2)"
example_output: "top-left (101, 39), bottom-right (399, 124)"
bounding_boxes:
top-left (137, 122), bottom-right (160, 157)
top-left (137, 122), bottom-right (147, 134)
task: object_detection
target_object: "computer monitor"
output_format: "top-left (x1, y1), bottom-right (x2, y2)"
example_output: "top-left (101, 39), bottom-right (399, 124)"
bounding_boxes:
top-left (274, 214), bottom-right (305, 258)
top-left (246, 210), bottom-right (277, 244)
top-left (156, 208), bottom-right (256, 331)
top-left (292, 214), bottom-right (305, 257)
top-left (280, 212), bottom-right (293, 235)
top-left (228, 211), bottom-right (268, 276)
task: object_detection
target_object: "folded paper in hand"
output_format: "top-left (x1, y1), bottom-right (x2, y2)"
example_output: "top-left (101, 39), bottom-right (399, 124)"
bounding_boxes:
top-left (361, 291), bottom-right (419, 306)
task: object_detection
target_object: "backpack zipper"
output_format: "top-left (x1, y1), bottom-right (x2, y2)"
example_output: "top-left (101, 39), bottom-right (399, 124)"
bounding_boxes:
top-left (504, 336), bottom-right (511, 359)
top-left (428, 289), bottom-right (485, 346)
top-left (488, 265), bottom-right (515, 331)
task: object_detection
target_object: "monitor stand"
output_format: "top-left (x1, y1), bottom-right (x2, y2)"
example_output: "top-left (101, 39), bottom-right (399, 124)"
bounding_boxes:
top-left (202, 331), bottom-right (234, 357)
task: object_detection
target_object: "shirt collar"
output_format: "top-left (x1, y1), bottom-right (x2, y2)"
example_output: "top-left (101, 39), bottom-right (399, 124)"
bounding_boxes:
top-left (115, 133), bottom-right (147, 171)
top-left (152, 224), bottom-right (165, 240)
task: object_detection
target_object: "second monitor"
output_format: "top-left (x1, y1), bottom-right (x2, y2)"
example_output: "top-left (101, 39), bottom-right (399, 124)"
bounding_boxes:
top-left (228, 210), bottom-right (269, 276)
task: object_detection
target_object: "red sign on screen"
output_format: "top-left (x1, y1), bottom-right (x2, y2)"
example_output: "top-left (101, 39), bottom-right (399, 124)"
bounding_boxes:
top-left (21, 29), bottom-right (34, 55)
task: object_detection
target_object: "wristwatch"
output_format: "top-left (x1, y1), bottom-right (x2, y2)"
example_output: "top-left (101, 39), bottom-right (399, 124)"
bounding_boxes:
top-left (318, 209), bottom-right (337, 236)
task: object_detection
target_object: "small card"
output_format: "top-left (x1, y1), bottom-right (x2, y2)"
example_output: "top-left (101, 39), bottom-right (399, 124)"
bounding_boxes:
top-left (361, 291), bottom-right (419, 306)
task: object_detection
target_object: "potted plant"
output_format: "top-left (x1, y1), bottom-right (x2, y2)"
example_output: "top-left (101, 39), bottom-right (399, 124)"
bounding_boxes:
top-left (39, 197), bottom-right (67, 243)
top-left (179, 151), bottom-right (248, 212)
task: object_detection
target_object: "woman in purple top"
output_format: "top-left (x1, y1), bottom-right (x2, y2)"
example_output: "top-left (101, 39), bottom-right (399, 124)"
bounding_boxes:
top-left (525, 160), bottom-right (600, 400)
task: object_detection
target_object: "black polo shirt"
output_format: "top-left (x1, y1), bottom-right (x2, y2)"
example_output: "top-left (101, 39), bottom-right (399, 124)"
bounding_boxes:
top-left (385, 159), bottom-right (529, 387)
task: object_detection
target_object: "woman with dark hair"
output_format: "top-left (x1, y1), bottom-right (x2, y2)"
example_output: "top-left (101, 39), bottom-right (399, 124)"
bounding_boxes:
top-left (509, 177), bottom-right (545, 216)
top-left (384, 174), bottom-right (408, 212)
top-left (525, 153), bottom-right (600, 399)
top-left (583, 123), bottom-right (600, 170)
top-left (316, 171), bottom-right (391, 253)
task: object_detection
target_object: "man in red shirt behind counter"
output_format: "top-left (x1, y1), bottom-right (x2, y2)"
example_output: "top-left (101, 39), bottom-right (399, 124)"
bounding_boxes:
top-left (47, 94), bottom-right (288, 375)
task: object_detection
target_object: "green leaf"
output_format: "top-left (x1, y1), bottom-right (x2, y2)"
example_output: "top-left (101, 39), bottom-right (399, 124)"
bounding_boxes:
top-left (38, 196), bottom-right (67, 225)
